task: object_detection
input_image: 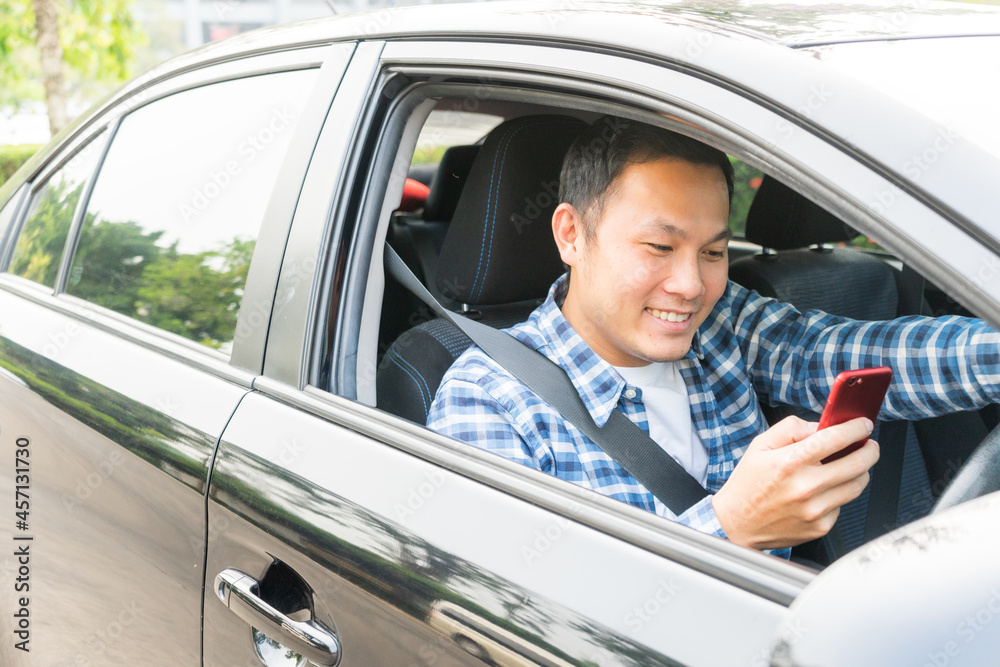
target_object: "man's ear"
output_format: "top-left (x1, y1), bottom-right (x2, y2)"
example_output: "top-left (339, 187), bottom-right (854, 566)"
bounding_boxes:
top-left (552, 203), bottom-right (586, 268)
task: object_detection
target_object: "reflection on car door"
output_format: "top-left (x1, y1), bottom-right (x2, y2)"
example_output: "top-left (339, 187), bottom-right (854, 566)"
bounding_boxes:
top-left (0, 56), bottom-right (324, 665)
top-left (205, 385), bottom-right (694, 667)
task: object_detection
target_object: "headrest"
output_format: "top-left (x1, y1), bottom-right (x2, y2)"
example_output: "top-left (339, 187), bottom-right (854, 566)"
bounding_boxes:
top-left (436, 115), bottom-right (586, 305)
top-left (744, 175), bottom-right (856, 250)
top-left (423, 144), bottom-right (479, 222)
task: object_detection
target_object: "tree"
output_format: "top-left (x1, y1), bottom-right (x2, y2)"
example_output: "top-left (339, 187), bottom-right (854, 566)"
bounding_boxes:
top-left (29, 0), bottom-right (66, 135)
top-left (0, 0), bottom-right (145, 136)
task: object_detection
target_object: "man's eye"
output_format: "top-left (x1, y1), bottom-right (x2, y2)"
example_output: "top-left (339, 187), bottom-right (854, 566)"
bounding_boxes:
top-left (648, 244), bottom-right (672, 253)
top-left (705, 250), bottom-right (727, 260)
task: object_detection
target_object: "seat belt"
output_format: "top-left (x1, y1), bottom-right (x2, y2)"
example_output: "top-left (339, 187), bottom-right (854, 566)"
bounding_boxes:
top-left (863, 420), bottom-right (907, 542)
top-left (385, 245), bottom-right (709, 515)
top-left (860, 265), bottom-right (925, 544)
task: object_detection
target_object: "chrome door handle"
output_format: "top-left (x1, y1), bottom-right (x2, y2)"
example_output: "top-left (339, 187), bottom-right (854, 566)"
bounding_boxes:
top-left (215, 568), bottom-right (341, 666)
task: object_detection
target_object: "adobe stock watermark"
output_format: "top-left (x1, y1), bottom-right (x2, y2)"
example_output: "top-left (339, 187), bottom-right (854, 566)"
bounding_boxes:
top-left (623, 578), bottom-right (681, 634)
top-left (971, 255), bottom-right (1000, 290)
top-left (178, 106), bottom-right (297, 224)
top-left (40, 321), bottom-right (81, 360)
top-left (542, 0), bottom-right (584, 28)
top-left (773, 84), bottom-right (835, 142)
top-left (406, 635), bottom-right (454, 667)
top-left (511, 178), bottom-right (560, 235)
top-left (922, 588), bottom-right (1000, 667)
top-left (520, 502), bottom-right (585, 566)
top-left (234, 255), bottom-right (318, 345)
top-left (73, 600), bottom-right (146, 666)
top-left (394, 469), bottom-right (446, 523)
top-left (872, 0), bottom-right (931, 34)
top-left (61, 450), bottom-right (126, 515)
top-left (868, 126), bottom-right (958, 216)
top-left (190, 509), bottom-right (232, 556)
top-left (684, 29), bottom-right (718, 60)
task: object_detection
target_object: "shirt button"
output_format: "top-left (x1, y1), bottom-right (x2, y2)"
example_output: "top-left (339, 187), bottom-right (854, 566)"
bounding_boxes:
top-left (623, 388), bottom-right (637, 400)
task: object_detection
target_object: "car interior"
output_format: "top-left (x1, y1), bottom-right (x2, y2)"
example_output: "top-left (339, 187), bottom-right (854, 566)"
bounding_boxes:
top-left (336, 85), bottom-right (996, 570)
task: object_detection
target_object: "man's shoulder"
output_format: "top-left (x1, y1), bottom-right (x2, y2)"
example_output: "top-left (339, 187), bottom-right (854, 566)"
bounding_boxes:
top-left (440, 315), bottom-right (548, 388)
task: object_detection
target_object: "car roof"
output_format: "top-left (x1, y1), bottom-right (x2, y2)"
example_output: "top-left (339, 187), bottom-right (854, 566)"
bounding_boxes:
top-left (177, 0), bottom-right (1000, 64)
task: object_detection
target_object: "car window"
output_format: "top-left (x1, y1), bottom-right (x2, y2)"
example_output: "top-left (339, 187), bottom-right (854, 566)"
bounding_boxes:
top-left (7, 134), bottom-right (106, 288)
top-left (0, 185), bottom-right (25, 259)
top-left (411, 109), bottom-right (503, 165)
top-left (66, 69), bottom-right (317, 356)
top-left (728, 157), bottom-right (762, 238)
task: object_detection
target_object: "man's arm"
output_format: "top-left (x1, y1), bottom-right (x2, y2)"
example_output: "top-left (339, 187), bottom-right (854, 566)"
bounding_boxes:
top-left (728, 282), bottom-right (1000, 418)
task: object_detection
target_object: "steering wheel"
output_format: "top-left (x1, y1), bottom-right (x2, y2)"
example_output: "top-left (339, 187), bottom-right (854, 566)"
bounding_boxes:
top-left (932, 420), bottom-right (1000, 513)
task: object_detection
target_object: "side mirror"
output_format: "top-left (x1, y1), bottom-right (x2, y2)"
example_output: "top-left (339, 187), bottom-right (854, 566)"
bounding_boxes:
top-left (770, 492), bottom-right (1000, 667)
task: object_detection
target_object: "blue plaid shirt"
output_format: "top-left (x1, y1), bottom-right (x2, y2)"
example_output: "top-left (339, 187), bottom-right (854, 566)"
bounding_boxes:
top-left (427, 275), bottom-right (1000, 557)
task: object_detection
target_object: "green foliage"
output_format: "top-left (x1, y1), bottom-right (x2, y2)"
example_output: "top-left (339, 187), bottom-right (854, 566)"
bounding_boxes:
top-left (67, 218), bottom-right (254, 349)
top-left (410, 145), bottom-right (448, 166)
top-left (68, 217), bottom-right (164, 313)
top-left (728, 158), bottom-right (763, 238)
top-left (0, 144), bottom-right (41, 187)
top-left (10, 188), bottom-right (256, 350)
top-left (0, 0), bottom-right (145, 107)
top-left (134, 239), bottom-right (250, 349)
top-left (8, 179), bottom-right (82, 286)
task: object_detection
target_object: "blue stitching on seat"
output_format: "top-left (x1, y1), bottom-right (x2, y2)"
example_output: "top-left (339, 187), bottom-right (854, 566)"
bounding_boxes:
top-left (469, 121), bottom-right (518, 303)
top-left (386, 348), bottom-right (429, 415)
top-left (471, 118), bottom-right (565, 304)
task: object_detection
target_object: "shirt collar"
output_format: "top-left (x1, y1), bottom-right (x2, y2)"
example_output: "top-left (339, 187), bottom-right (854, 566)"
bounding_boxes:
top-left (524, 275), bottom-right (622, 426)
top-left (524, 274), bottom-right (709, 425)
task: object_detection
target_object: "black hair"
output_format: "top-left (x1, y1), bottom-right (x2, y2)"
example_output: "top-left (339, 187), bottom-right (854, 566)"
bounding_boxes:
top-left (559, 115), bottom-right (735, 238)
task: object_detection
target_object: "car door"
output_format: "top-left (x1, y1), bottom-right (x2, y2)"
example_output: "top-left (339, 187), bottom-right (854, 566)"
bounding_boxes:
top-left (0, 45), bottom-right (335, 665)
top-left (202, 40), bottom-right (820, 667)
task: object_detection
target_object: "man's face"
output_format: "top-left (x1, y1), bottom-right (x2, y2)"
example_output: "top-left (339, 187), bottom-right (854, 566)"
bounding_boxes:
top-left (556, 158), bottom-right (731, 367)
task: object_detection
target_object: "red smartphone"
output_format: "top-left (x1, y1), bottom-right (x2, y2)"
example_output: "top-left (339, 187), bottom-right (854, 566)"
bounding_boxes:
top-left (817, 367), bottom-right (893, 463)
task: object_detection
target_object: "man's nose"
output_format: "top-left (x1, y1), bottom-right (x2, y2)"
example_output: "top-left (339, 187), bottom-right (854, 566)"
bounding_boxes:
top-left (662, 254), bottom-right (705, 301)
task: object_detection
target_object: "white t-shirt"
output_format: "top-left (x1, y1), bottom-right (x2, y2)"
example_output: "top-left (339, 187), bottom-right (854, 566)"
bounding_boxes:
top-left (613, 362), bottom-right (709, 486)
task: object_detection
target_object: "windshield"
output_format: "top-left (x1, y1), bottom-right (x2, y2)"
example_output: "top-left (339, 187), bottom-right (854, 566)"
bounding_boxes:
top-left (806, 36), bottom-right (1000, 160)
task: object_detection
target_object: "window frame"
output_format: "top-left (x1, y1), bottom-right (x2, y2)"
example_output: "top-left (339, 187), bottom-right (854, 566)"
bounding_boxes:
top-left (0, 45), bottom-right (340, 381)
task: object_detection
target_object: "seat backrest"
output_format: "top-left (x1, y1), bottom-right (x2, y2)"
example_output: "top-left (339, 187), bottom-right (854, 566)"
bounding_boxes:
top-left (730, 176), bottom-right (899, 320)
top-left (378, 114), bottom-right (587, 424)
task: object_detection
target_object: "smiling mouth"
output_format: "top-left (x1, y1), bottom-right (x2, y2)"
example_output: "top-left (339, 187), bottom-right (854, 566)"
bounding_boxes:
top-left (646, 308), bottom-right (691, 323)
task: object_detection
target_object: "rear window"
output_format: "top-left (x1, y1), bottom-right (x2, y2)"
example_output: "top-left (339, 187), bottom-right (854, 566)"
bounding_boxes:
top-left (66, 70), bottom-right (317, 356)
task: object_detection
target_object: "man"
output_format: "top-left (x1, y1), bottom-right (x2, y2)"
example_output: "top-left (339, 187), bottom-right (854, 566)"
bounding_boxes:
top-left (426, 116), bottom-right (1000, 557)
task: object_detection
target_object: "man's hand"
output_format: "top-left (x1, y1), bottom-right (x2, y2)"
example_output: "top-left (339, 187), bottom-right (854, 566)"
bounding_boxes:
top-left (711, 416), bottom-right (879, 551)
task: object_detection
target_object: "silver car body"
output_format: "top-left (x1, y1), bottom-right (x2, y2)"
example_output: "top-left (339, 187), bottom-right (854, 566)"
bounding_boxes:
top-left (1, 2), bottom-right (999, 665)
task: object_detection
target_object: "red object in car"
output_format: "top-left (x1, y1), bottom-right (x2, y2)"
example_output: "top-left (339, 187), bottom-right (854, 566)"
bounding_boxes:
top-left (398, 178), bottom-right (430, 212)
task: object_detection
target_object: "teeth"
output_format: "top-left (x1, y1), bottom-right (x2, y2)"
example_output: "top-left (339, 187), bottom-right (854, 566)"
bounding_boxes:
top-left (648, 309), bottom-right (690, 323)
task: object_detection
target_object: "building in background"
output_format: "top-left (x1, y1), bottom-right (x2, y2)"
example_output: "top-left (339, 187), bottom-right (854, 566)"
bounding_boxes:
top-left (162, 0), bottom-right (485, 51)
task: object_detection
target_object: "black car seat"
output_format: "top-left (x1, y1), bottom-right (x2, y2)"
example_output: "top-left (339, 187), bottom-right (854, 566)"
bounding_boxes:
top-left (381, 145), bottom-right (482, 354)
top-left (377, 115), bottom-right (587, 424)
top-left (729, 176), bottom-right (986, 564)
top-left (391, 144), bottom-right (480, 295)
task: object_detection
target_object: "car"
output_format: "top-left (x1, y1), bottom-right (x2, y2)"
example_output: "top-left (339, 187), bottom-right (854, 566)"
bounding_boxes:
top-left (2, 1), bottom-right (1000, 665)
